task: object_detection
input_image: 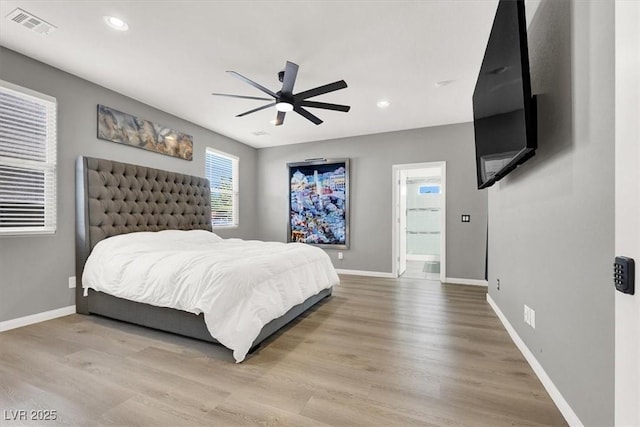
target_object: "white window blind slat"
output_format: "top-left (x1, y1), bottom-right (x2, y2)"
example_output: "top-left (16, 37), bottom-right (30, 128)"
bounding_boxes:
top-left (0, 139), bottom-right (48, 153)
top-left (0, 118), bottom-right (48, 134)
top-left (205, 148), bottom-right (238, 228)
top-left (0, 105), bottom-right (48, 123)
top-left (0, 80), bottom-right (56, 235)
top-left (0, 126), bottom-right (48, 143)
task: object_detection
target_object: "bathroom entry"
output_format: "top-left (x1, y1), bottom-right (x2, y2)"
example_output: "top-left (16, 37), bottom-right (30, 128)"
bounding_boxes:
top-left (393, 162), bottom-right (446, 281)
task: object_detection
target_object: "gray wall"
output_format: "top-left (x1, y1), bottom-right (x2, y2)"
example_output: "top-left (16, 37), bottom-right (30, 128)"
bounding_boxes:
top-left (256, 123), bottom-right (487, 278)
top-left (487, 1), bottom-right (614, 425)
top-left (0, 47), bottom-right (258, 322)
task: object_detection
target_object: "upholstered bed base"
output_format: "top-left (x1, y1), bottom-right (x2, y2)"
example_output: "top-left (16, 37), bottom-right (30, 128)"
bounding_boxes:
top-left (75, 156), bottom-right (331, 354)
top-left (86, 288), bottom-right (331, 349)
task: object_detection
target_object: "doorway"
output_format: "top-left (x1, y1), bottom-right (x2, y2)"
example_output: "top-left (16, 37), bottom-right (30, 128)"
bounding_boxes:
top-left (392, 162), bottom-right (446, 281)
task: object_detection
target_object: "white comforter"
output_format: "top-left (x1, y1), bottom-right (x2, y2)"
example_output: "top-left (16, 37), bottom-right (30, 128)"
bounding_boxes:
top-left (82, 230), bottom-right (339, 362)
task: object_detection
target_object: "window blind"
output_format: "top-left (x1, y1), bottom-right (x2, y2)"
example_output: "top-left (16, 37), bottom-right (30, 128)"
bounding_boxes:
top-left (205, 148), bottom-right (238, 227)
top-left (0, 81), bottom-right (57, 235)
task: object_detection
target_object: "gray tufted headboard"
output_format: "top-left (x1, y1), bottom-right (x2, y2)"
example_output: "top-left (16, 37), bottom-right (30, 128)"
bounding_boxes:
top-left (75, 156), bottom-right (212, 312)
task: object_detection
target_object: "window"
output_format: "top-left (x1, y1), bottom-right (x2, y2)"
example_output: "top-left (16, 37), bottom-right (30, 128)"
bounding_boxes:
top-left (205, 147), bottom-right (238, 228)
top-left (419, 185), bottom-right (441, 194)
top-left (0, 80), bottom-right (57, 235)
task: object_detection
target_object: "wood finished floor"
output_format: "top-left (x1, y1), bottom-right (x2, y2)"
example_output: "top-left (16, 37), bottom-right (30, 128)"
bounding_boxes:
top-left (0, 275), bottom-right (567, 426)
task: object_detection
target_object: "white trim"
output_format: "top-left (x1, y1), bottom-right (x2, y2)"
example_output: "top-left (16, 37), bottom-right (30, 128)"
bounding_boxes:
top-left (0, 305), bottom-right (75, 332)
top-left (0, 80), bottom-right (58, 236)
top-left (440, 163), bottom-right (447, 283)
top-left (444, 277), bottom-right (488, 287)
top-left (205, 147), bottom-right (239, 228)
top-left (614, 1), bottom-right (640, 425)
top-left (212, 225), bottom-right (239, 230)
top-left (335, 269), bottom-right (396, 278)
top-left (392, 161), bottom-right (446, 281)
top-left (0, 79), bottom-right (57, 103)
top-left (486, 294), bottom-right (583, 427)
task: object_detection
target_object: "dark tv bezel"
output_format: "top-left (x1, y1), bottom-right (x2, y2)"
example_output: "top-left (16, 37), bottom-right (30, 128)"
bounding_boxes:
top-left (473, 0), bottom-right (538, 190)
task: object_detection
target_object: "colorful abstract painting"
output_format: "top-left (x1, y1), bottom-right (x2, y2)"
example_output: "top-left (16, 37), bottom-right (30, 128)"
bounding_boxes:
top-left (288, 159), bottom-right (349, 248)
top-left (97, 105), bottom-right (193, 160)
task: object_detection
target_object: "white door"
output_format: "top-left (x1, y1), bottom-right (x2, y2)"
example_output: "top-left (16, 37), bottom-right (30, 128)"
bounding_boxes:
top-left (398, 170), bottom-right (408, 276)
top-left (615, 1), bottom-right (640, 425)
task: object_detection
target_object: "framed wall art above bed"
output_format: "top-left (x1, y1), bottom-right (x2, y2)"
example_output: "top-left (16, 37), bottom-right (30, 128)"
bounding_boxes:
top-left (97, 104), bottom-right (193, 161)
top-left (287, 158), bottom-right (350, 249)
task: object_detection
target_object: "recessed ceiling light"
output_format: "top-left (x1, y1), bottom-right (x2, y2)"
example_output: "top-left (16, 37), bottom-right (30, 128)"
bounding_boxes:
top-left (435, 79), bottom-right (456, 87)
top-left (377, 100), bottom-right (390, 109)
top-left (104, 16), bottom-right (129, 31)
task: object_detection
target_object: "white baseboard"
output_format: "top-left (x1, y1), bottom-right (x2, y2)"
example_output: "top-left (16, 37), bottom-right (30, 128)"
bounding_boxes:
top-left (486, 294), bottom-right (583, 427)
top-left (0, 305), bottom-right (76, 332)
top-left (335, 269), bottom-right (396, 278)
top-left (445, 277), bottom-right (488, 287)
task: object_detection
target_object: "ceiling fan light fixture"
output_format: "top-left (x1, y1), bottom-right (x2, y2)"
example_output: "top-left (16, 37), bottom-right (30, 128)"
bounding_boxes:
top-left (275, 101), bottom-right (293, 112)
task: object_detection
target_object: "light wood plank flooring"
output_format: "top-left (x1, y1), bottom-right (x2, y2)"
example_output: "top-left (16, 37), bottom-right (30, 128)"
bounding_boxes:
top-left (0, 275), bottom-right (567, 426)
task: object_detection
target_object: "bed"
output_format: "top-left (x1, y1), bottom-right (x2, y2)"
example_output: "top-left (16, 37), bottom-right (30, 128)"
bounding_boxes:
top-left (75, 156), bottom-right (337, 362)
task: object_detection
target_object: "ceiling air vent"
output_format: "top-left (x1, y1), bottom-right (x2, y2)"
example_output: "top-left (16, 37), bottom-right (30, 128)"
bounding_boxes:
top-left (6, 8), bottom-right (56, 35)
top-left (252, 131), bottom-right (270, 136)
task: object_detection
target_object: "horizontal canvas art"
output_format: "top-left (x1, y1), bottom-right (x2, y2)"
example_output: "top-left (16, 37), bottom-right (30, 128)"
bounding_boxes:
top-left (97, 105), bottom-right (193, 160)
top-left (288, 159), bottom-right (349, 249)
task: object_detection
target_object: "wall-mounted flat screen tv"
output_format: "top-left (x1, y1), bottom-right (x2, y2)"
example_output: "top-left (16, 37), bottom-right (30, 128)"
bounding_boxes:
top-left (473, 0), bottom-right (537, 189)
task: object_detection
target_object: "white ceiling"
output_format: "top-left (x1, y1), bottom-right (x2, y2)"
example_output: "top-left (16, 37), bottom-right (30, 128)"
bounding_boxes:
top-left (0, 0), bottom-right (502, 148)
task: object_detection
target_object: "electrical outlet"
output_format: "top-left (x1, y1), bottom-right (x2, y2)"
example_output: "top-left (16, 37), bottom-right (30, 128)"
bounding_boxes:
top-left (530, 308), bottom-right (536, 329)
top-left (524, 304), bottom-right (536, 328)
top-left (68, 276), bottom-right (76, 289)
top-left (338, 252), bottom-right (344, 260)
top-left (496, 278), bottom-right (500, 290)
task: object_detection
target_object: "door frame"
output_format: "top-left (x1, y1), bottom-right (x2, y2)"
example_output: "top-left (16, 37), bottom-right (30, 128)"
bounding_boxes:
top-left (614, 1), bottom-right (639, 424)
top-left (392, 161), bottom-right (446, 281)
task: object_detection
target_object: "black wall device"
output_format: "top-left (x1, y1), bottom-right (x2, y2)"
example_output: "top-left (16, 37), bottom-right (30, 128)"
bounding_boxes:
top-left (614, 256), bottom-right (635, 295)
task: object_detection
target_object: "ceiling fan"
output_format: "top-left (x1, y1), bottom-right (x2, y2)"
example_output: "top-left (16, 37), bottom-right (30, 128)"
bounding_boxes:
top-left (212, 61), bottom-right (350, 126)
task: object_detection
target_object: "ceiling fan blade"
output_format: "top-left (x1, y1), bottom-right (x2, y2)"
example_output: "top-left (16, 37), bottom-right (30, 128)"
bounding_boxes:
top-left (294, 106), bottom-right (323, 125)
top-left (227, 71), bottom-right (277, 98)
top-left (281, 61), bottom-right (299, 96)
top-left (236, 102), bottom-right (276, 117)
top-left (299, 101), bottom-right (351, 112)
top-left (294, 80), bottom-right (348, 101)
top-left (211, 93), bottom-right (273, 101)
top-left (275, 111), bottom-right (286, 126)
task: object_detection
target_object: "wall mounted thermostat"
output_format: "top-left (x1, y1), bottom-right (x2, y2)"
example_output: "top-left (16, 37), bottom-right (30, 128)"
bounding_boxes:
top-left (614, 256), bottom-right (635, 295)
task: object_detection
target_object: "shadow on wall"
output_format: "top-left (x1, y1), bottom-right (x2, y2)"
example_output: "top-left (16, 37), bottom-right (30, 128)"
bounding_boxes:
top-left (499, 0), bottom-right (573, 188)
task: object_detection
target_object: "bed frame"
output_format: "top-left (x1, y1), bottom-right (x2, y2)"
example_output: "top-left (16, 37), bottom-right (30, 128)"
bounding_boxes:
top-left (75, 156), bottom-right (331, 352)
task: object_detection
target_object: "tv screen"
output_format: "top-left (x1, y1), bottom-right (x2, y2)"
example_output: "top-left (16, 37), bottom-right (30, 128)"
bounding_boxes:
top-left (473, 0), bottom-right (537, 189)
